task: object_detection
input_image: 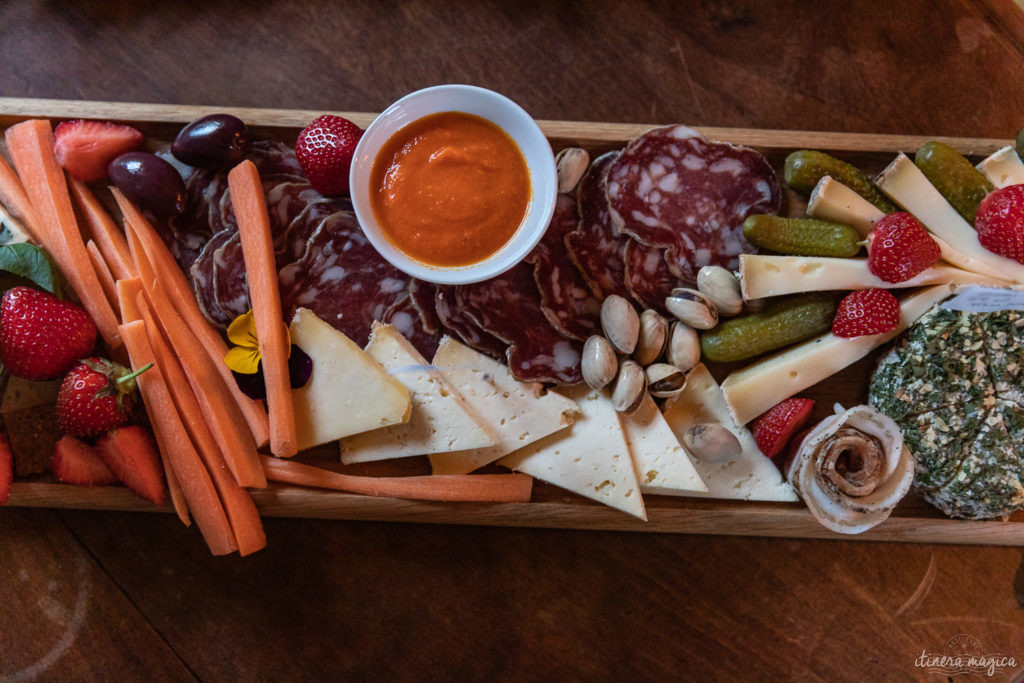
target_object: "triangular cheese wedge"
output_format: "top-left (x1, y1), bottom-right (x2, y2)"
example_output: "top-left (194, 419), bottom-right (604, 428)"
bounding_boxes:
top-left (619, 393), bottom-right (707, 495)
top-left (499, 385), bottom-right (646, 520)
top-left (428, 337), bottom-right (581, 474)
top-left (289, 308), bottom-right (411, 451)
top-left (662, 364), bottom-right (797, 502)
top-left (341, 324), bottom-right (499, 463)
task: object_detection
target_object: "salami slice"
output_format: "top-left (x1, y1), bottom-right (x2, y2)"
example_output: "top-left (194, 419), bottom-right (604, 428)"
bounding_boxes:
top-left (279, 211), bottom-right (409, 347)
top-left (623, 240), bottom-right (684, 315)
top-left (434, 285), bottom-right (506, 360)
top-left (524, 193), bottom-right (600, 340)
top-left (219, 179), bottom-right (322, 243)
top-left (277, 197), bottom-right (352, 267)
top-left (190, 229), bottom-right (237, 329)
top-left (606, 125), bottom-right (780, 282)
top-left (564, 151), bottom-right (632, 300)
top-left (211, 231), bottom-right (250, 326)
top-left (382, 292), bottom-right (441, 359)
top-left (247, 139), bottom-right (306, 180)
top-left (409, 279), bottom-right (441, 334)
top-left (455, 262), bottom-right (583, 385)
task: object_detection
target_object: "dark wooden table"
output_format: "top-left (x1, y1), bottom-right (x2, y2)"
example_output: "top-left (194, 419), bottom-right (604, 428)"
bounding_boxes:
top-left (3, 1), bottom-right (1024, 680)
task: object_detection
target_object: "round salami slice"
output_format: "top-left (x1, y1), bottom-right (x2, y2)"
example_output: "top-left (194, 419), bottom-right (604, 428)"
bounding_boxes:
top-left (564, 151), bottom-right (632, 300)
top-left (434, 285), bottom-right (506, 360)
top-left (247, 139), bottom-right (306, 180)
top-left (383, 292), bottom-right (441, 360)
top-left (409, 279), bottom-right (441, 334)
top-left (623, 240), bottom-right (684, 315)
top-left (524, 193), bottom-right (600, 341)
top-left (606, 125), bottom-right (780, 282)
top-left (190, 229), bottom-right (238, 329)
top-left (455, 262), bottom-right (583, 385)
top-left (277, 197), bottom-right (352, 267)
top-left (279, 211), bottom-right (409, 348)
top-left (211, 231), bottom-right (251, 327)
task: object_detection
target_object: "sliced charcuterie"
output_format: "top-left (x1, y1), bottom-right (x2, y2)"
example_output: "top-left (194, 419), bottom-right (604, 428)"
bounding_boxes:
top-left (276, 197), bottom-right (351, 267)
top-left (606, 125), bottom-right (780, 282)
top-left (623, 240), bottom-right (684, 315)
top-left (210, 231), bottom-right (250, 327)
top-left (434, 285), bottom-right (507, 360)
top-left (409, 279), bottom-right (441, 334)
top-left (382, 291), bottom-right (441, 359)
top-left (190, 228), bottom-right (238, 329)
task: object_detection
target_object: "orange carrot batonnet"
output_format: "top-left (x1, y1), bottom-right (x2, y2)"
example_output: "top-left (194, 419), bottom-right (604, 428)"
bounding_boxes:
top-left (110, 188), bottom-right (270, 449)
top-left (86, 239), bottom-right (118, 313)
top-left (69, 178), bottom-right (134, 280)
top-left (0, 152), bottom-right (43, 242)
top-left (119, 320), bottom-right (237, 556)
top-left (260, 456), bottom-right (534, 504)
top-left (227, 160), bottom-right (296, 458)
top-left (116, 277), bottom-right (145, 324)
top-left (4, 120), bottom-right (122, 348)
top-left (137, 291), bottom-right (266, 556)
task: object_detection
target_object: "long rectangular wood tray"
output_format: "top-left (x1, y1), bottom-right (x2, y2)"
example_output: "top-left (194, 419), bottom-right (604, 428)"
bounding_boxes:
top-left (2, 97), bottom-right (1021, 546)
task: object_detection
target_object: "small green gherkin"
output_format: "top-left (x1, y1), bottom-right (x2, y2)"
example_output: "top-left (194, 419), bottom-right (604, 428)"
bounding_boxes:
top-left (784, 150), bottom-right (896, 213)
top-left (742, 215), bottom-right (861, 258)
top-left (914, 141), bottom-right (993, 225)
top-left (699, 293), bottom-right (835, 363)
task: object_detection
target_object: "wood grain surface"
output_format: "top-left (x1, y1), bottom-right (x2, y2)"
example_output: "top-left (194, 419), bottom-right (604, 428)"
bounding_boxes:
top-left (1, 1), bottom-right (1024, 680)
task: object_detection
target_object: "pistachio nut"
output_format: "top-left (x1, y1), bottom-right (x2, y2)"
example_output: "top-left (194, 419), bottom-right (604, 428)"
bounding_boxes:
top-left (600, 294), bottom-right (640, 355)
top-left (582, 335), bottom-right (618, 390)
top-left (665, 288), bottom-right (718, 329)
top-left (645, 363), bottom-right (686, 399)
top-left (611, 360), bottom-right (646, 413)
top-left (682, 423), bottom-right (742, 464)
top-left (555, 147), bottom-right (590, 194)
top-left (696, 266), bottom-right (743, 317)
top-left (666, 322), bottom-right (701, 371)
top-left (634, 309), bottom-right (668, 365)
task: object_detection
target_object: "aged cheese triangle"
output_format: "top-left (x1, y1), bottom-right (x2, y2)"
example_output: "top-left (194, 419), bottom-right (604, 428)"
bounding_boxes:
top-left (289, 308), bottom-right (411, 452)
top-left (662, 364), bottom-right (797, 502)
top-left (340, 324), bottom-right (499, 463)
top-left (499, 385), bottom-right (647, 520)
top-left (428, 337), bottom-right (581, 475)
top-left (618, 393), bottom-right (707, 496)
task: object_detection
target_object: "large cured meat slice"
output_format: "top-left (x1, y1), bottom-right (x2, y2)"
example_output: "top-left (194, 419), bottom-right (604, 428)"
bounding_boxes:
top-left (190, 228), bottom-right (237, 329)
top-left (434, 285), bottom-right (506, 360)
top-left (523, 193), bottom-right (600, 341)
top-left (606, 125), bottom-right (780, 282)
top-left (381, 291), bottom-right (441, 360)
top-left (455, 262), bottom-right (583, 385)
top-left (623, 240), bottom-right (684, 315)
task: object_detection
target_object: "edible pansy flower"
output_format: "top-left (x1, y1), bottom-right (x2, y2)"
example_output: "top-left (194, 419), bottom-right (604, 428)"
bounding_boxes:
top-left (224, 310), bottom-right (312, 399)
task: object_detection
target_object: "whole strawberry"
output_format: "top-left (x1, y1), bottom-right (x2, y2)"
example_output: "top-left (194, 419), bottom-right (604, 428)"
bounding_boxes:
top-left (975, 184), bottom-right (1024, 264)
top-left (752, 398), bottom-right (815, 459)
top-left (295, 115), bottom-right (363, 196)
top-left (832, 288), bottom-right (901, 338)
top-left (57, 358), bottom-right (151, 438)
top-left (0, 286), bottom-right (97, 380)
top-left (866, 212), bottom-right (941, 283)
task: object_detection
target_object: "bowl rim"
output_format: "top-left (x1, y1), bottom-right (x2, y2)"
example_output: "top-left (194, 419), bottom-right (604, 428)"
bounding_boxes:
top-left (349, 84), bottom-right (556, 285)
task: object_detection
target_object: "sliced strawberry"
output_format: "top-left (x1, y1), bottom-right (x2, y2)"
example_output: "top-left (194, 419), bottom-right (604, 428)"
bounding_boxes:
top-left (832, 288), bottom-right (901, 338)
top-left (866, 212), bottom-right (941, 283)
top-left (54, 119), bottom-right (143, 182)
top-left (52, 435), bottom-right (119, 486)
top-left (95, 426), bottom-right (165, 505)
top-left (0, 433), bottom-right (12, 505)
top-left (752, 398), bottom-right (815, 459)
top-left (976, 184), bottom-right (1024, 264)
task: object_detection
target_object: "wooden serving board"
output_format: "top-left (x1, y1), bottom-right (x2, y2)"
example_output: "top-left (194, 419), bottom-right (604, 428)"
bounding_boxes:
top-left (2, 97), bottom-right (1022, 546)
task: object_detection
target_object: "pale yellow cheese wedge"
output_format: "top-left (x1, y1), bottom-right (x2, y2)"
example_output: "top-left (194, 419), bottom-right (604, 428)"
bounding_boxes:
top-left (806, 176), bottom-right (885, 238)
top-left (618, 393), bottom-right (707, 496)
top-left (977, 146), bottom-right (1024, 189)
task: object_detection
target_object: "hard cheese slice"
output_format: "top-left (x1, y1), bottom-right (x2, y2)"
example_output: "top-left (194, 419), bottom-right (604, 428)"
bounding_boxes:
top-left (977, 146), bottom-right (1024, 189)
top-left (662, 364), bottom-right (796, 502)
top-left (290, 308), bottom-right (411, 451)
top-left (428, 336), bottom-right (581, 475)
top-left (619, 393), bottom-right (707, 496)
top-left (341, 324), bottom-right (499, 463)
top-left (499, 385), bottom-right (646, 520)
top-left (806, 176), bottom-right (886, 238)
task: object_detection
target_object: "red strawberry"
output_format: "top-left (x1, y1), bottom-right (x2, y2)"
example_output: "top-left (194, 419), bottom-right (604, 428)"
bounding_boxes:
top-left (95, 426), bottom-right (165, 505)
top-left (866, 212), bottom-right (941, 283)
top-left (295, 115), bottom-right (363, 196)
top-left (752, 398), bottom-right (815, 459)
top-left (54, 119), bottom-right (143, 182)
top-left (975, 184), bottom-right (1024, 264)
top-left (0, 286), bottom-right (98, 380)
top-left (56, 358), bottom-right (150, 438)
top-left (52, 435), bottom-right (119, 486)
top-left (832, 288), bottom-right (901, 338)
top-left (0, 433), bottom-right (12, 505)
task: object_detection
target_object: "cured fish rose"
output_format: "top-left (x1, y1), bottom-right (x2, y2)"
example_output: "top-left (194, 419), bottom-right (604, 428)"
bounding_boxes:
top-left (786, 404), bottom-right (913, 534)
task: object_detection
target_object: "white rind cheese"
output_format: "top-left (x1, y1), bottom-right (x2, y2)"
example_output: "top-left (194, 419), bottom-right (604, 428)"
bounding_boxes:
top-left (341, 324), bottom-right (499, 463)
top-left (720, 284), bottom-right (954, 425)
top-left (662, 364), bottom-right (797, 502)
top-left (618, 393), bottom-right (707, 496)
top-left (806, 176), bottom-right (885, 238)
top-left (739, 254), bottom-right (1004, 299)
top-left (498, 385), bottom-right (647, 520)
top-left (289, 308), bottom-right (411, 451)
top-left (428, 337), bottom-right (581, 475)
top-left (977, 146), bottom-right (1024, 189)
top-left (876, 153), bottom-right (1024, 283)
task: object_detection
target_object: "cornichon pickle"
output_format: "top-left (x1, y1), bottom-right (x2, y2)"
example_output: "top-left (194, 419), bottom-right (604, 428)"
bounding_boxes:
top-left (914, 141), bottom-right (993, 224)
top-left (742, 215), bottom-right (861, 258)
top-left (700, 293), bottom-right (835, 363)
top-left (784, 150), bottom-right (896, 213)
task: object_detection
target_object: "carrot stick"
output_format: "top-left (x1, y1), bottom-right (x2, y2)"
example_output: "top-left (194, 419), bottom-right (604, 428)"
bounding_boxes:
top-left (111, 188), bottom-right (270, 449)
top-left (4, 120), bottom-right (122, 348)
top-left (120, 320), bottom-right (237, 555)
top-left (68, 178), bottom-right (134, 280)
top-left (260, 455), bottom-right (534, 503)
top-left (137, 292), bottom-right (266, 555)
top-left (124, 225), bottom-right (267, 488)
top-left (227, 161), bottom-right (296, 458)
top-left (0, 153), bottom-right (43, 242)
top-left (86, 240), bottom-right (118, 313)
top-left (116, 277), bottom-right (144, 324)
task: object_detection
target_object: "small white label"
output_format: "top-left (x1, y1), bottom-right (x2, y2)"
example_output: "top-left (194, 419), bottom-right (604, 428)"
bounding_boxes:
top-left (940, 286), bottom-right (1024, 313)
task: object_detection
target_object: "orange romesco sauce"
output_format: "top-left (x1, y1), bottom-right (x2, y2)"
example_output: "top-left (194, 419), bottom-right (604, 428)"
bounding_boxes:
top-left (369, 111), bottom-right (531, 267)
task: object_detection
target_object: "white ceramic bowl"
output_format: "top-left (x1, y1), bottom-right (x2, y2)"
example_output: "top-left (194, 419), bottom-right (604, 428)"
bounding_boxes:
top-left (349, 84), bottom-right (556, 285)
